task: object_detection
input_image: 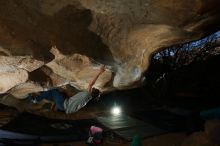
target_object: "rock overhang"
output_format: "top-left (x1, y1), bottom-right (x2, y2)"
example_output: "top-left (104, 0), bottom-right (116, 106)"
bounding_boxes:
top-left (0, 0), bottom-right (220, 98)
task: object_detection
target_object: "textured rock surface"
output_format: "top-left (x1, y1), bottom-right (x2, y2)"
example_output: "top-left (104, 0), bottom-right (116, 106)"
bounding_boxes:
top-left (181, 120), bottom-right (220, 146)
top-left (0, 0), bottom-right (220, 97)
top-left (205, 119), bottom-right (220, 144)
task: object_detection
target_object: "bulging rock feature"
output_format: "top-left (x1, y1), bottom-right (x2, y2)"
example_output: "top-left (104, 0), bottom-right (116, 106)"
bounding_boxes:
top-left (0, 65), bottom-right (28, 94)
top-left (8, 82), bottom-right (43, 99)
top-left (0, 0), bottom-right (219, 97)
top-left (47, 47), bottom-right (113, 91)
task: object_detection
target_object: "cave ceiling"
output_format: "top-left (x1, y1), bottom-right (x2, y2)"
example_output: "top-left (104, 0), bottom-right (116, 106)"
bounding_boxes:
top-left (0, 0), bottom-right (220, 98)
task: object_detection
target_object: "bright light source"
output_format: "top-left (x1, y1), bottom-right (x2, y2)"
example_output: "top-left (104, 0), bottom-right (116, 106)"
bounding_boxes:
top-left (111, 106), bottom-right (121, 116)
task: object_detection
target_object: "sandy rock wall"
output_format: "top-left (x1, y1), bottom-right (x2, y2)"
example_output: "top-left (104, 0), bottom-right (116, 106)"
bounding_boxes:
top-left (0, 0), bottom-right (220, 98)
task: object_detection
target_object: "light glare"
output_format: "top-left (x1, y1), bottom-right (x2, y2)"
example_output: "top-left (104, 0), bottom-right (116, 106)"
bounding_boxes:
top-left (111, 106), bottom-right (121, 115)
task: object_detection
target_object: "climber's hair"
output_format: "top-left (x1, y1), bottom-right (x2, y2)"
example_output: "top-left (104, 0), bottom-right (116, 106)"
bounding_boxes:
top-left (91, 88), bottom-right (100, 98)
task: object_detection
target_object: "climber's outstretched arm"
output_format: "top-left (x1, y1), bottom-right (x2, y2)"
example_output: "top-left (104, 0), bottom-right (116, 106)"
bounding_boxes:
top-left (87, 65), bottom-right (106, 92)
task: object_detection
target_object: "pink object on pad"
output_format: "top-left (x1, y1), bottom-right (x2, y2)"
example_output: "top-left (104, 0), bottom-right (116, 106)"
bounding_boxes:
top-left (89, 126), bottom-right (103, 136)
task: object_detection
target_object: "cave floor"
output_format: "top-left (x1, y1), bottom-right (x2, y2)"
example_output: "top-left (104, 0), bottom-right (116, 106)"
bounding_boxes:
top-left (41, 133), bottom-right (186, 146)
top-left (0, 94), bottom-right (188, 146)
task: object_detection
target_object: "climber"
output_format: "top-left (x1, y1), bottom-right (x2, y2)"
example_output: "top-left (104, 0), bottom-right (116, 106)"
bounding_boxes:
top-left (29, 65), bottom-right (106, 114)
